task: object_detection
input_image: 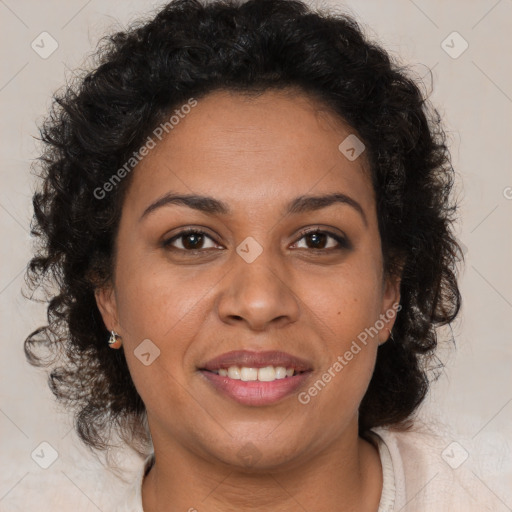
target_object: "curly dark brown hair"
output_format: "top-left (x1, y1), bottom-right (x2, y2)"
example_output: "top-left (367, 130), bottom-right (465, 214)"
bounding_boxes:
top-left (24, 0), bottom-right (463, 459)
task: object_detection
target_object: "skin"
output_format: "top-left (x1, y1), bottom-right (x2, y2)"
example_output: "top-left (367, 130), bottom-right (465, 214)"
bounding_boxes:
top-left (96, 88), bottom-right (401, 512)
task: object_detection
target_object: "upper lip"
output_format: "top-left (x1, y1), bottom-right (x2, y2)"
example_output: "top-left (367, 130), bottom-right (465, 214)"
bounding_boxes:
top-left (200, 350), bottom-right (313, 372)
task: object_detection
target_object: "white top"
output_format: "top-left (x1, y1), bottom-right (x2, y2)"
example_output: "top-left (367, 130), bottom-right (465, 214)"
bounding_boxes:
top-left (112, 425), bottom-right (503, 511)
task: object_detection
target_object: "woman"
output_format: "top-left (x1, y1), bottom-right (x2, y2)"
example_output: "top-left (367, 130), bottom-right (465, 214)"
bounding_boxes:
top-left (24, 0), bottom-right (492, 510)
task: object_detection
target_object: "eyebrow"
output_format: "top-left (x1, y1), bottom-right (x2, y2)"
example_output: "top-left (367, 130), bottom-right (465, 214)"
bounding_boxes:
top-left (139, 191), bottom-right (367, 226)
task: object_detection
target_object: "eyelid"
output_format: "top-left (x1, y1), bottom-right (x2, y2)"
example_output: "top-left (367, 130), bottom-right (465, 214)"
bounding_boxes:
top-left (162, 227), bottom-right (222, 250)
top-left (293, 226), bottom-right (351, 250)
top-left (162, 226), bottom-right (351, 252)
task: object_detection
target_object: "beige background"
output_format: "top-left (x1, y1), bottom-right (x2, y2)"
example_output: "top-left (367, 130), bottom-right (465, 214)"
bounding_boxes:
top-left (1, 0), bottom-right (511, 510)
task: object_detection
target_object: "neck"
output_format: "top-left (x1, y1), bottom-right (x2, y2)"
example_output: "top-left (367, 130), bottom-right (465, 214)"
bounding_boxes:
top-left (142, 423), bottom-right (382, 512)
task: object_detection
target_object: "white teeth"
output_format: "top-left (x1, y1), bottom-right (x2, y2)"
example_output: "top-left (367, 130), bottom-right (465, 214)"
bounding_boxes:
top-left (214, 365), bottom-right (298, 382)
top-left (275, 367), bottom-right (287, 379)
top-left (258, 366), bottom-right (276, 381)
top-left (227, 366), bottom-right (241, 379)
top-left (240, 367), bottom-right (258, 381)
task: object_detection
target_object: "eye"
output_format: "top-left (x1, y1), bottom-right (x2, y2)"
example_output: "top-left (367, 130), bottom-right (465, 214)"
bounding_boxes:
top-left (162, 227), bottom-right (351, 254)
top-left (162, 229), bottom-right (220, 251)
top-left (292, 228), bottom-right (350, 251)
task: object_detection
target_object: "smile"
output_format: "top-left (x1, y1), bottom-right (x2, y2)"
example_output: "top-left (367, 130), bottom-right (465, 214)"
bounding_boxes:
top-left (199, 350), bottom-right (313, 406)
top-left (209, 365), bottom-right (299, 381)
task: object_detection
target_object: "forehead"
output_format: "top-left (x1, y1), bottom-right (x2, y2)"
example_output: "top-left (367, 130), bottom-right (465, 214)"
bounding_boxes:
top-left (126, 88), bottom-right (375, 218)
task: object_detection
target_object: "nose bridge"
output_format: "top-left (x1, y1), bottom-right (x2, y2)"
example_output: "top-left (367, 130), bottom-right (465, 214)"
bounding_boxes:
top-left (215, 238), bottom-right (300, 329)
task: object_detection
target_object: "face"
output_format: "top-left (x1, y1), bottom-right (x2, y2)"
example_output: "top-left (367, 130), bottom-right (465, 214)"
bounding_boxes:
top-left (96, 89), bottom-right (401, 470)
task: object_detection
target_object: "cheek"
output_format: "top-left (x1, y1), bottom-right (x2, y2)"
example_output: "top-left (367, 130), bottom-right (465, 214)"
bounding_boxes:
top-left (112, 252), bottom-right (207, 413)
top-left (113, 246), bottom-right (204, 339)
top-left (303, 258), bottom-right (382, 338)
top-left (298, 257), bottom-right (382, 404)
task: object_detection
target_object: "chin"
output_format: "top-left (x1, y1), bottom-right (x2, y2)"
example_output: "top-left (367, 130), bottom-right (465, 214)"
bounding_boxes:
top-left (205, 437), bottom-right (307, 473)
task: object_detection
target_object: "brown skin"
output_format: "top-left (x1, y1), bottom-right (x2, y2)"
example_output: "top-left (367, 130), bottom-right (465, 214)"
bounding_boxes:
top-left (96, 89), bottom-right (401, 511)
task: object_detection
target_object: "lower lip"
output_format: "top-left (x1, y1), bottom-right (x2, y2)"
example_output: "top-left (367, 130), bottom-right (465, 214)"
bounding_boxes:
top-left (200, 370), bottom-right (311, 406)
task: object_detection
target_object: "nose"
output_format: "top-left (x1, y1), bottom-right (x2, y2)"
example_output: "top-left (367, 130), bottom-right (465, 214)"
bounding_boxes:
top-left (215, 247), bottom-right (300, 331)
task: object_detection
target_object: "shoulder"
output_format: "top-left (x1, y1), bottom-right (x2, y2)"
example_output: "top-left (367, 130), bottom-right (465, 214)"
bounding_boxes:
top-left (369, 422), bottom-right (509, 512)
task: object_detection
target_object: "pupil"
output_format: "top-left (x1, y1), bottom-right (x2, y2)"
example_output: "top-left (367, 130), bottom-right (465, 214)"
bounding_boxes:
top-left (308, 233), bottom-right (325, 248)
top-left (185, 233), bottom-right (202, 249)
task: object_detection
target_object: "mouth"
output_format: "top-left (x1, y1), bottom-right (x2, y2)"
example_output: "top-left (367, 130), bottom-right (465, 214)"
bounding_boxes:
top-left (198, 350), bottom-right (313, 406)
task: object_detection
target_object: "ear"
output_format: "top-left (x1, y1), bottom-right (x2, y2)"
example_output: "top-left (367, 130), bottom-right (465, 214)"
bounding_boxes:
top-left (94, 285), bottom-right (120, 333)
top-left (377, 271), bottom-right (402, 346)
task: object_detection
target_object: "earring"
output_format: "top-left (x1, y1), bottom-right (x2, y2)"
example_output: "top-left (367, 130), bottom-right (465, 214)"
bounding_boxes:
top-left (108, 330), bottom-right (122, 349)
top-left (386, 327), bottom-right (395, 342)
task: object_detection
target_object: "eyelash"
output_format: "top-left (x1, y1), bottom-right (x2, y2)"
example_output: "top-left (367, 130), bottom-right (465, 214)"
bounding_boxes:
top-left (162, 227), bottom-right (351, 254)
